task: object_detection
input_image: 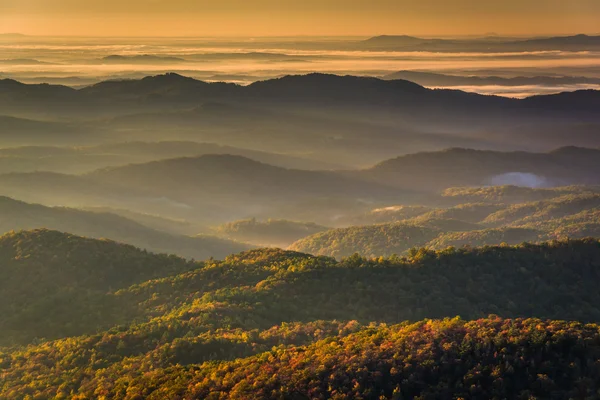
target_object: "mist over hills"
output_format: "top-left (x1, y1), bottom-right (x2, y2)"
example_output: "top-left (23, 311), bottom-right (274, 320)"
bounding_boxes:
top-left (86, 154), bottom-right (411, 209)
top-left (0, 146), bottom-right (596, 230)
top-left (0, 141), bottom-right (343, 174)
top-left (0, 196), bottom-right (248, 260)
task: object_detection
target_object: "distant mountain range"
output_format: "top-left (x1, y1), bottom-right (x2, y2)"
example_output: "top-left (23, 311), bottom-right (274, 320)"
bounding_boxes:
top-left (0, 33), bottom-right (28, 39)
top-left (3, 73), bottom-right (599, 115)
top-left (358, 34), bottom-right (600, 52)
top-left (0, 58), bottom-right (54, 65)
top-left (101, 55), bottom-right (187, 64)
top-left (2, 73), bottom-right (600, 166)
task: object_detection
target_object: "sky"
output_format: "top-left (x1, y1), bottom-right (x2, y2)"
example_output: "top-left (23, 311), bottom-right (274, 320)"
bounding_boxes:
top-left (1, 0), bottom-right (599, 37)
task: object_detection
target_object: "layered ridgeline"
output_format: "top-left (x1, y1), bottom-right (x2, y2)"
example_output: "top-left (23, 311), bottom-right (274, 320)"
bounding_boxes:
top-left (2, 74), bottom-right (600, 166)
top-left (1, 233), bottom-right (600, 398)
top-left (4, 72), bottom-right (599, 116)
top-left (290, 186), bottom-right (600, 257)
top-left (0, 197), bottom-right (248, 260)
top-left (359, 33), bottom-right (600, 52)
top-left (0, 154), bottom-right (410, 225)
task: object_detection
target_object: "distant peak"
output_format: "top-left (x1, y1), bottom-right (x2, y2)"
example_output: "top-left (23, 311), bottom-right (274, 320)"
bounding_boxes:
top-left (0, 32), bottom-right (27, 37)
top-left (143, 72), bottom-right (188, 81)
top-left (363, 35), bottom-right (424, 43)
top-left (0, 78), bottom-right (24, 86)
top-left (370, 34), bottom-right (419, 39)
top-left (139, 73), bottom-right (207, 86)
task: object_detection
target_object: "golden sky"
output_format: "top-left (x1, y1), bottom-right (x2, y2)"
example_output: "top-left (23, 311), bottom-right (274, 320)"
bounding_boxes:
top-left (1, 0), bottom-right (599, 36)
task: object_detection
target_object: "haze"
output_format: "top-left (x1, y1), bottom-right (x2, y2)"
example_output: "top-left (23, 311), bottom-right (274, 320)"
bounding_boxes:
top-left (2, 0), bottom-right (600, 36)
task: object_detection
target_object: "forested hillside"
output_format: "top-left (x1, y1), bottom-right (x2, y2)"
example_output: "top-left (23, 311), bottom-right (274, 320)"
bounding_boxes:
top-left (2, 237), bottom-right (600, 398)
top-left (28, 317), bottom-right (595, 400)
top-left (291, 189), bottom-right (600, 257)
top-left (4, 235), bottom-right (600, 348)
top-left (0, 229), bottom-right (197, 344)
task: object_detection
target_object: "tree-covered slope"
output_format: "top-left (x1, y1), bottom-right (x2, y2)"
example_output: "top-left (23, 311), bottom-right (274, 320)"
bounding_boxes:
top-left (288, 224), bottom-right (440, 258)
top-left (292, 190), bottom-right (600, 258)
top-left (442, 184), bottom-right (600, 205)
top-left (88, 317), bottom-right (600, 400)
top-left (0, 229), bottom-right (197, 344)
top-left (428, 227), bottom-right (542, 249)
top-left (5, 235), bottom-right (600, 347)
top-left (4, 317), bottom-right (600, 399)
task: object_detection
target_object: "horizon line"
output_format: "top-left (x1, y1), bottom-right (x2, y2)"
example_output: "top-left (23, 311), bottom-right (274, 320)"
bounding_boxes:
top-left (2, 32), bottom-right (600, 39)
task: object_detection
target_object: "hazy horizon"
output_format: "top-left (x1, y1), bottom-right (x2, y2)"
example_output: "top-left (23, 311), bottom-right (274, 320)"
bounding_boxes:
top-left (2, 0), bottom-right (600, 36)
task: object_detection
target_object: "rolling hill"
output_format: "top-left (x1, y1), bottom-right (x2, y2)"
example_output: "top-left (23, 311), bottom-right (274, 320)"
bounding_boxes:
top-left (86, 154), bottom-right (411, 209)
top-left (357, 147), bottom-right (600, 192)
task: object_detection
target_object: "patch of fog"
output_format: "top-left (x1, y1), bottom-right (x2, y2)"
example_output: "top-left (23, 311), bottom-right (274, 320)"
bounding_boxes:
top-left (430, 84), bottom-right (600, 98)
top-left (487, 172), bottom-right (549, 188)
top-left (372, 206), bottom-right (404, 213)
